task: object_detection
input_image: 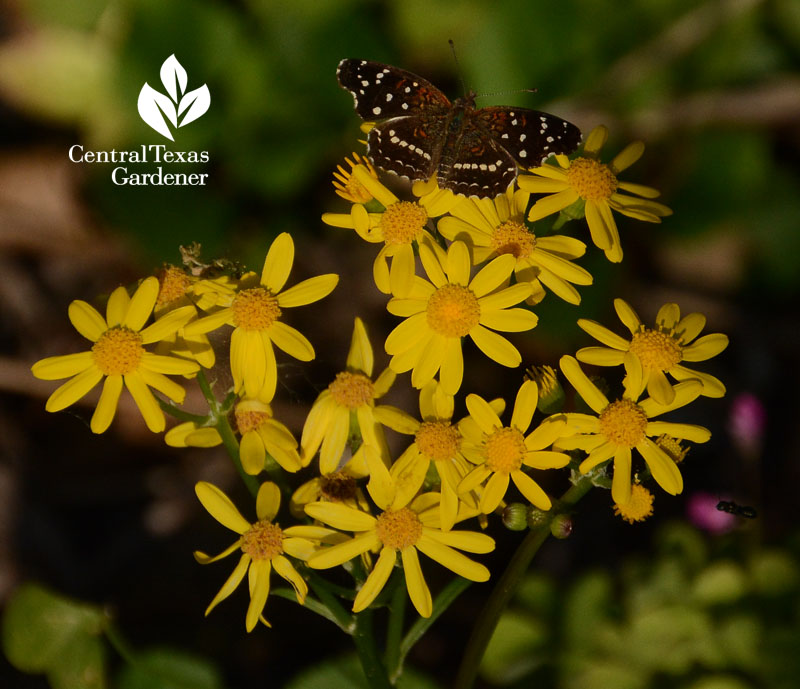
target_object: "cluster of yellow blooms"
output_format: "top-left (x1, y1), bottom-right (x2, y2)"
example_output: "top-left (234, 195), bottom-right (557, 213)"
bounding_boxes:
top-left (31, 126), bottom-right (727, 631)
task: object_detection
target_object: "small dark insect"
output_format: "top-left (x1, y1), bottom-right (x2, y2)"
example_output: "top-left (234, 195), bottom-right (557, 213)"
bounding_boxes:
top-left (716, 500), bottom-right (758, 519)
top-left (337, 59), bottom-right (582, 198)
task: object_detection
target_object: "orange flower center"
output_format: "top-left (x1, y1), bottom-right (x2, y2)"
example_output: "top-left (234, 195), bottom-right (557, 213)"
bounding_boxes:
top-left (629, 328), bottom-right (682, 371)
top-left (426, 284), bottom-right (480, 337)
top-left (379, 201), bottom-right (428, 245)
top-left (566, 157), bottom-right (618, 202)
top-left (613, 483), bottom-right (655, 524)
top-left (240, 520), bottom-right (283, 561)
top-left (329, 371), bottom-right (375, 409)
top-left (375, 508), bottom-right (423, 550)
top-left (231, 287), bottom-right (281, 331)
top-left (599, 399), bottom-right (648, 448)
top-left (319, 473), bottom-right (358, 502)
top-left (91, 326), bottom-right (144, 375)
top-left (490, 220), bottom-right (535, 259)
top-left (484, 427), bottom-right (526, 474)
top-left (156, 266), bottom-right (192, 308)
top-left (415, 421), bottom-right (462, 462)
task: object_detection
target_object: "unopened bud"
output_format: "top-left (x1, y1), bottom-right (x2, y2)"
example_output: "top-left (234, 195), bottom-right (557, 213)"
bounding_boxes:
top-left (550, 514), bottom-right (573, 539)
top-left (526, 507), bottom-right (549, 528)
top-left (502, 503), bottom-right (529, 531)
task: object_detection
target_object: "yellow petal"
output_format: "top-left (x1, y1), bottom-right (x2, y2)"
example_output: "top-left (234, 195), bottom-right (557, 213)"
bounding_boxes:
top-left (510, 380), bottom-right (538, 433)
top-left (468, 326), bottom-right (521, 368)
top-left (417, 534), bottom-right (490, 582)
top-left (307, 531), bottom-right (381, 569)
top-left (245, 559), bottom-right (271, 632)
top-left (256, 481), bottom-right (281, 521)
top-left (479, 472), bottom-right (509, 513)
top-left (68, 301), bottom-right (107, 342)
top-left (240, 430), bottom-right (266, 475)
top-left (511, 470), bottom-right (551, 510)
top-left (559, 355), bottom-right (608, 414)
top-left (32, 352), bottom-right (94, 380)
top-left (195, 481), bottom-right (252, 533)
top-left (269, 321), bottom-right (315, 361)
top-left (45, 365), bottom-right (103, 412)
top-left (277, 274), bottom-right (339, 308)
top-left (90, 374), bottom-right (123, 434)
top-left (261, 232), bottom-right (294, 293)
top-left (401, 547), bottom-right (432, 618)
top-left (123, 276), bottom-right (159, 331)
top-left (304, 501), bottom-right (376, 531)
top-left (610, 448), bottom-right (632, 504)
top-left (352, 547), bottom-right (396, 612)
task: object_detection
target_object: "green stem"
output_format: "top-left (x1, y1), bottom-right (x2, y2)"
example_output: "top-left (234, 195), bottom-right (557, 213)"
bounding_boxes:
top-left (103, 621), bottom-right (137, 666)
top-left (215, 412), bottom-right (260, 498)
top-left (352, 608), bottom-right (393, 689)
top-left (453, 476), bottom-right (594, 689)
top-left (393, 576), bottom-right (471, 682)
top-left (306, 570), bottom-right (354, 633)
top-left (385, 571), bottom-right (407, 679)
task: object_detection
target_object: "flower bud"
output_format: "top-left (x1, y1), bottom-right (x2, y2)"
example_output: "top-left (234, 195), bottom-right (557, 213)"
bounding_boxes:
top-left (525, 365), bottom-right (565, 414)
top-left (526, 507), bottom-right (549, 529)
top-left (550, 514), bottom-right (573, 539)
top-left (502, 503), bottom-right (529, 531)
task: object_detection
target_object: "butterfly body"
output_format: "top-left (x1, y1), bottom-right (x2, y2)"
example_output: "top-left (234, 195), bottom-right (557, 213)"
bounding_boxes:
top-left (337, 59), bottom-right (582, 198)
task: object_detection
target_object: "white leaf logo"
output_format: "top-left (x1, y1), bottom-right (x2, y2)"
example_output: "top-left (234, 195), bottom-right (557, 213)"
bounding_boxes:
top-left (137, 54), bottom-right (210, 140)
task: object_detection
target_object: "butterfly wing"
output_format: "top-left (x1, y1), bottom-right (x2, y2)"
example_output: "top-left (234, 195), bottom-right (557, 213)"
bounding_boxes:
top-left (367, 116), bottom-right (448, 183)
top-left (437, 116), bottom-right (519, 196)
top-left (337, 59), bottom-right (452, 120)
top-left (473, 106), bottom-right (582, 167)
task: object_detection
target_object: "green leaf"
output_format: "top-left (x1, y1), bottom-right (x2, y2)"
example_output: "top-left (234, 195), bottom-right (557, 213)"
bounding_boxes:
top-left (750, 550), bottom-right (800, 595)
top-left (47, 635), bottom-right (106, 689)
top-left (685, 675), bottom-right (754, 689)
top-left (692, 561), bottom-right (748, 605)
top-left (718, 615), bottom-right (762, 671)
top-left (117, 648), bottom-right (225, 689)
top-left (480, 611), bottom-right (548, 684)
top-left (563, 570), bottom-right (613, 650)
top-left (2, 583), bottom-right (105, 674)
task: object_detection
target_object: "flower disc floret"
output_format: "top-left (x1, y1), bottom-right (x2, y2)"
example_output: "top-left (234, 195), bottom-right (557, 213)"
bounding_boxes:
top-left (157, 267), bottom-right (192, 307)
top-left (91, 327), bottom-right (144, 375)
top-left (239, 520), bottom-right (284, 560)
top-left (415, 421), bottom-right (462, 462)
top-left (565, 157), bottom-right (618, 201)
top-left (490, 220), bottom-right (535, 259)
top-left (319, 473), bottom-right (358, 502)
top-left (629, 328), bottom-right (682, 371)
top-left (235, 406), bottom-right (270, 434)
top-left (484, 427), bottom-right (526, 473)
top-left (231, 288), bottom-right (282, 330)
top-left (328, 371), bottom-right (375, 409)
top-left (375, 508), bottom-right (423, 550)
top-left (599, 399), bottom-right (648, 447)
top-left (379, 201), bottom-right (428, 245)
top-left (613, 484), bottom-right (655, 524)
top-left (426, 284), bottom-right (481, 337)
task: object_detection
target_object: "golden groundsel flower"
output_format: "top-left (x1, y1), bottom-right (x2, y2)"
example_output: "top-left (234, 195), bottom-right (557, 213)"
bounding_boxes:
top-left (576, 298), bottom-right (728, 405)
top-left (519, 125), bottom-right (672, 263)
top-left (305, 476), bottom-right (494, 618)
top-left (31, 276), bottom-right (199, 433)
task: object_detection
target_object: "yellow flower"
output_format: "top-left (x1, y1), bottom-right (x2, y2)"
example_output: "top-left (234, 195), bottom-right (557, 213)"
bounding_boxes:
top-left (194, 481), bottom-right (333, 632)
top-left (31, 277), bottom-right (199, 433)
top-left (576, 298), bottom-right (728, 405)
top-left (164, 421), bottom-right (222, 448)
top-left (184, 233), bottom-right (339, 401)
top-left (305, 478), bottom-right (494, 618)
top-left (518, 125), bottom-right (672, 262)
top-left (557, 354), bottom-right (711, 505)
top-left (290, 467), bottom-right (370, 520)
top-left (235, 398), bottom-right (302, 475)
top-left (301, 317), bottom-right (398, 474)
top-left (322, 165), bottom-right (457, 296)
top-left (613, 483), bottom-right (654, 524)
top-left (458, 380), bottom-right (570, 514)
top-left (438, 186), bottom-right (592, 305)
top-left (153, 266), bottom-right (215, 370)
top-left (373, 380), bottom-right (504, 531)
top-left (385, 239), bottom-right (537, 395)
top-left (332, 151), bottom-right (379, 203)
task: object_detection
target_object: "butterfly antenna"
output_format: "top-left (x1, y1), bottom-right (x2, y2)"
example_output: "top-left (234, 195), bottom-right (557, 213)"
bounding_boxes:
top-left (475, 87), bottom-right (539, 102)
top-left (448, 39), bottom-right (469, 96)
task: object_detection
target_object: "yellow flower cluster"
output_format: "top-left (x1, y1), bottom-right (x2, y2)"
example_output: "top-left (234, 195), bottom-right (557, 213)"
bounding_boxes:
top-left (30, 123), bottom-right (727, 634)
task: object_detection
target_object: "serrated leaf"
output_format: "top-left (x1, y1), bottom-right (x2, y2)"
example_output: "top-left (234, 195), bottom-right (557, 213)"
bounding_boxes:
top-left (178, 84), bottom-right (210, 126)
top-left (160, 54), bottom-right (186, 102)
top-left (138, 83), bottom-right (177, 140)
top-left (2, 583), bottom-right (105, 674)
top-left (117, 648), bottom-right (224, 689)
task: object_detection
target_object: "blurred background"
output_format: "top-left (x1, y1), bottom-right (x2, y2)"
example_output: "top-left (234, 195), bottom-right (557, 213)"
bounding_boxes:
top-left (1, 0), bottom-right (799, 687)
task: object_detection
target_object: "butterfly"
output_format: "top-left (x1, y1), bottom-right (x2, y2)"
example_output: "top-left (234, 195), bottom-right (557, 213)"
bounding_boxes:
top-left (337, 59), bottom-right (582, 198)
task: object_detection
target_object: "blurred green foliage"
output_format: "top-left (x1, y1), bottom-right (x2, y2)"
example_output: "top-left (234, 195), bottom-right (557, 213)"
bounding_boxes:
top-left (482, 523), bottom-right (800, 689)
